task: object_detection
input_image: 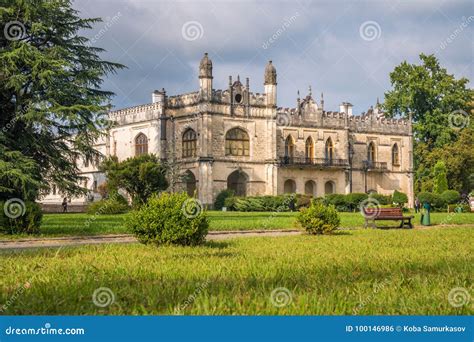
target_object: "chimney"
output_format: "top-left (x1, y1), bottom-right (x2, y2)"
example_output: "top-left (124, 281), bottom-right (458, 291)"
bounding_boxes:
top-left (152, 89), bottom-right (165, 103)
top-left (339, 102), bottom-right (353, 116)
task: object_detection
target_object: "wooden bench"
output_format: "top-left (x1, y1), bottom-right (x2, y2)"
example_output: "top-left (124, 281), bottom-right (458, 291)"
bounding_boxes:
top-left (363, 207), bottom-right (414, 229)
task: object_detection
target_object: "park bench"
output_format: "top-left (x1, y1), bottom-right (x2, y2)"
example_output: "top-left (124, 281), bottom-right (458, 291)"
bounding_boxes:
top-left (363, 207), bottom-right (413, 229)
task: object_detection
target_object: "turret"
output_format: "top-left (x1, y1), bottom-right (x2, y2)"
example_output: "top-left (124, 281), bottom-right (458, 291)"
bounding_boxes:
top-left (199, 52), bottom-right (213, 101)
top-left (264, 60), bottom-right (277, 107)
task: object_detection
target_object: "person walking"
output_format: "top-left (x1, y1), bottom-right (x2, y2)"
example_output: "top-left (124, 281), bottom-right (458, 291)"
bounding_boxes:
top-left (62, 197), bottom-right (68, 213)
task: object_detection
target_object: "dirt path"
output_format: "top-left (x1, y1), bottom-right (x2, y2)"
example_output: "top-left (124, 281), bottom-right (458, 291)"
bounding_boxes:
top-left (0, 230), bottom-right (302, 251)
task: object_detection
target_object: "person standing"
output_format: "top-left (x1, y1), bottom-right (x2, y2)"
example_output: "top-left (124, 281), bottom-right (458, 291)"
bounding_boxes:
top-left (62, 197), bottom-right (68, 213)
top-left (414, 197), bottom-right (420, 213)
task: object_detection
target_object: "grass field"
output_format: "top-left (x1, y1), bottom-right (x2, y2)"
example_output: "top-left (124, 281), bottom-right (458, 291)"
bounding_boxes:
top-left (0, 211), bottom-right (470, 238)
top-left (0, 227), bottom-right (472, 315)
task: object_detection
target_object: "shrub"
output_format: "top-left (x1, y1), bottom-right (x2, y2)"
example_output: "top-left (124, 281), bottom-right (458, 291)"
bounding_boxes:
top-left (224, 196), bottom-right (237, 211)
top-left (447, 204), bottom-right (471, 212)
top-left (297, 202), bottom-right (340, 235)
top-left (323, 194), bottom-right (349, 212)
top-left (0, 201), bottom-right (43, 234)
top-left (345, 193), bottom-right (368, 212)
top-left (295, 194), bottom-right (312, 209)
top-left (369, 193), bottom-right (392, 205)
top-left (440, 190), bottom-right (461, 205)
top-left (86, 198), bottom-right (129, 215)
top-left (392, 190), bottom-right (408, 207)
top-left (214, 189), bottom-right (234, 210)
top-left (126, 192), bottom-right (208, 246)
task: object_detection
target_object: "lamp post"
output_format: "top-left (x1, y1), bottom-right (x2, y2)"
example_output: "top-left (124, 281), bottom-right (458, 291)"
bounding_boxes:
top-left (348, 140), bottom-right (355, 193)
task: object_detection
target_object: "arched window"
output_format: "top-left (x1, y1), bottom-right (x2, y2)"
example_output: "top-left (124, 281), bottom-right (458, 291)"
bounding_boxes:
top-left (367, 142), bottom-right (376, 162)
top-left (227, 170), bottom-right (248, 196)
top-left (324, 181), bottom-right (335, 194)
top-left (285, 135), bottom-right (295, 158)
top-left (225, 128), bottom-right (249, 156)
top-left (135, 133), bottom-right (148, 156)
top-left (305, 137), bottom-right (314, 161)
top-left (182, 129), bottom-right (197, 158)
top-left (392, 143), bottom-right (400, 166)
top-left (284, 179), bottom-right (296, 193)
top-left (325, 138), bottom-right (334, 162)
top-left (305, 180), bottom-right (316, 196)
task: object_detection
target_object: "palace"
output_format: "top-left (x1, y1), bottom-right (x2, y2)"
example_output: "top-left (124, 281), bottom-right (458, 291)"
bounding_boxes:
top-left (42, 53), bottom-right (414, 209)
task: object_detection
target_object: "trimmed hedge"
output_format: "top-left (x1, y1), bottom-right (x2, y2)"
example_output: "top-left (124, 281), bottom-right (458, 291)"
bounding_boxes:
top-left (223, 194), bottom-right (312, 212)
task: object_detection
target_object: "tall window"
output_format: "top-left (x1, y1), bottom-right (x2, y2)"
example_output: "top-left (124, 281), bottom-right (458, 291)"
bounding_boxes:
top-left (392, 143), bottom-right (400, 166)
top-left (225, 128), bottom-right (250, 156)
top-left (135, 133), bottom-right (148, 156)
top-left (285, 135), bottom-right (295, 158)
top-left (305, 137), bottom-right (314, 161)
top-left (367, 142), bottom-right (376, 162)
top-left (182, 129), bottom-right (197, 157)
top-left (325, 138), bottom-right (334, 162)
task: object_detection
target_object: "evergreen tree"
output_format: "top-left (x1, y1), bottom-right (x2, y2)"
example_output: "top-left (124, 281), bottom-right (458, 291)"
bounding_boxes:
top-left (432, 161), bottom-right (448, 194)
top-left (0, 0), bottom-right (124, 203)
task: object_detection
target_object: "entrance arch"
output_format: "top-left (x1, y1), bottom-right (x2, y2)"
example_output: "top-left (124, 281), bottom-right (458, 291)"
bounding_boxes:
top-left (183, 170), bottom-right (197, 196)
top-left (227, 170), bottom-right (248, 197)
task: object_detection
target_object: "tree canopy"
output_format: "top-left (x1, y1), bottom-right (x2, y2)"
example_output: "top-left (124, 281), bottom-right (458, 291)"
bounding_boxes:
top-left (0, 0), bottom-right (124, 202)
top-left (384, 54), bottom-right (473, 193)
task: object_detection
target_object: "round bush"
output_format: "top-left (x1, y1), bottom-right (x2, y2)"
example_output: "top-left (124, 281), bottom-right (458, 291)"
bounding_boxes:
top-left (0, 200), bottom-right (43, 234)
top-left (440, 190), bottom-right (461, 205)
top-left (297, 202), bottom-right (340, 235)
top-left (126, 192), bottom-right (208, 246)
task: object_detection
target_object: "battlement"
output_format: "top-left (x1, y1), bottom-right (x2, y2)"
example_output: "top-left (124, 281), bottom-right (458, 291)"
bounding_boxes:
top-left (167, 91), bottom-right (200, 108)
top-left (109, 102), bottom-right (160, 118)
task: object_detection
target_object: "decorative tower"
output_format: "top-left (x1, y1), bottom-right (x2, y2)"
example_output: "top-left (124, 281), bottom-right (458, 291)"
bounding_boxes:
top-left (199, 52), bottom-right (213, 101)
top-left (264, 60), bottom-right (277, 107)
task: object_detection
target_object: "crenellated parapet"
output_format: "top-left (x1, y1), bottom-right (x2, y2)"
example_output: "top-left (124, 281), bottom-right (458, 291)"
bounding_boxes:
top-left (166, 91), bottom-right (200, 108)
top-left (276, 107), bottom-right (411, 135)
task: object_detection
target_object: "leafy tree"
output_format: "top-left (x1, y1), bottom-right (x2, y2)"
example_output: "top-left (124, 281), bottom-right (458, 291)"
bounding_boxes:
top-left (0, 0), bottom-right (124, 205)
top-left (384, 54), bottom-right (473, 193)
top-left (100, 154), bottom-right (168, 205)
top-left (432, 161), bottom-right (448, 194)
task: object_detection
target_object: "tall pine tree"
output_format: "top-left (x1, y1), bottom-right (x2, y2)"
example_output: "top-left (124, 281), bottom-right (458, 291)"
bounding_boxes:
top-left (0, 0), bottom-right (124, 203)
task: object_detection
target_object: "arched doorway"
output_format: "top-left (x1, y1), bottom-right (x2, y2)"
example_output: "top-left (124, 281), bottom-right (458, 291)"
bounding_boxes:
top-left (227, 170), bottom-right (248, 197)
top-left (305, 180), bottom-right (316, 196)
top-left (183, 170), bottom-right (197, 196)
top-left (284, 179), bottom-right (296, 193)
top-left (324, 181), bottom-right (335, 194)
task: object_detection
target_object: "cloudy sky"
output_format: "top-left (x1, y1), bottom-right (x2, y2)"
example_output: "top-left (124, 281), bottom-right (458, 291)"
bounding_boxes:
top-left (75, 0), bottom-right (473, 114)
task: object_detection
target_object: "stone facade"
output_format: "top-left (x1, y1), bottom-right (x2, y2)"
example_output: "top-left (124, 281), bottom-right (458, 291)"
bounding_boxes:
top-left (41, 53), bottom-right (414, 208)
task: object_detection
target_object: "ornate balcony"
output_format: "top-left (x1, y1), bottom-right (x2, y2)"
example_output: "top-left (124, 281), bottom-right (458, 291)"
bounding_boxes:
top-left (279, 157), bottom-right (349, 168)
top-left (362, 160), bottom-right (388, 171)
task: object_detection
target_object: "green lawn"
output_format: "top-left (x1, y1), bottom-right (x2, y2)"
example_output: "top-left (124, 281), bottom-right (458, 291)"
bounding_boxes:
top-left (1, 211), bottom-right (473, 239)
top-left (0, 227), bottom-right (472, 315)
